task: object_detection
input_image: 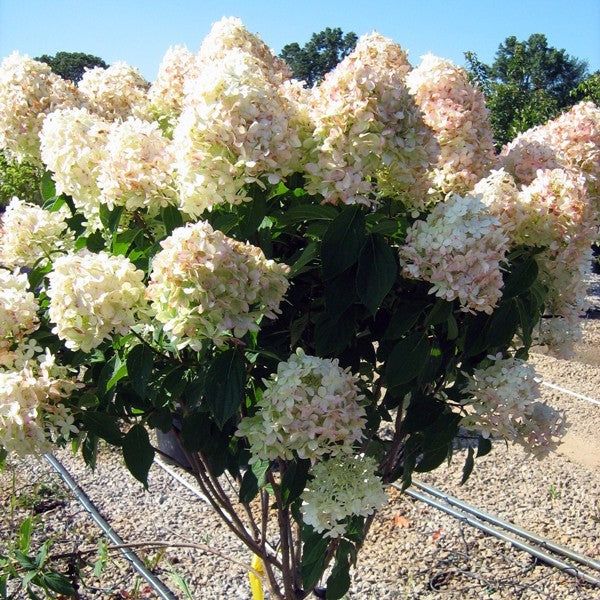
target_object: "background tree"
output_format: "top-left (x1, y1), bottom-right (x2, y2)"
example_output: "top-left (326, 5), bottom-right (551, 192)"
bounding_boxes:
top-left (35, 51), bottom-right (107, 82)
top-left (280, 27), bottom-right (357, 86)
top-left (0, 153), bottom-right (41, 209)
top-left (569, 71), bottom-right (600, 105)
top-left (465, 34), bottom-right (588, 147)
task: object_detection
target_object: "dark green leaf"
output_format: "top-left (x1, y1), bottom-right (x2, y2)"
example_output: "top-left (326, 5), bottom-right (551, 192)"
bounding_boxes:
top-left (326, 549), bottom-right (351, 600)
top-left (321, 206), bottom-right (366, 279)
top-left (485, 299), bottom-right (520, 348)
top-left (281, 458), bottom-right (311, 506)
top-left (205, 350), bottom-right (246, 428)
top-left (278, 204), bottom-right (338, 225)
top-left (300, 531), bottom-right (329, 590)
top-left (41, 572), bottom-right (77, 596)
top-left (356, 234), bottom-right (397, 314)
top-left (82, 434), bottom-right (98, 468)
top-left (99, 204), bottom-right (123, 232)
top-left (239, 193), bottom-right (267, 238)
top-left (239, 469), bottom-right (259, 503)
top-left (385, 333), bottom-right (430, 387)
top-left (210, 212), bottom-right (238, 235)
top-left (85, 230), bottom-right (106, 252)
top-left (424, 299), bottom-right (453, 326)
top-left (147, 407), bottom-right (173, 433)
top-left (161, 205), bottom-right (184, 235)
top-left (289, 242), bottom-right (319, 277)
top-left (19, 519), bottom-right (33, 553)
top-left (447, 313), bottom-right (459, 340)
top-left (181, 412), bottom-right (210, 452)
top-left (290, 313), bottom-right (309, 347)
top-left (40, 171), bottom-right (56, 202)
top-left (382, 307), bottom-right (422, 340)
top-left (126, 344), bottom-right (154, 399)
top-left (460, 446), bottom-right (475, 485)
top-left (476, 435), bottom-right (492, 457)
top-left (81, 412), bottom-right (123, 446)
top-left (122, 424), bottom-right (155, 488)
top-left (314, 309), bottom-right (356, 357)
top-left (503, 257), bottom-right (539, 299)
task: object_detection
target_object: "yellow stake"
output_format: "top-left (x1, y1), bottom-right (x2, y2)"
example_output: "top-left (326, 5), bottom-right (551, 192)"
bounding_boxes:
top-left (249, 553), bottom-right (265, 600)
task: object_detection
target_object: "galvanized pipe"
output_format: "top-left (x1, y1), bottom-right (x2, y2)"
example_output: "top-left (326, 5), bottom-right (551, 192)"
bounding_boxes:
top-left (392, 483), bottom-right (600, 587)
top-left (413, 480), bottom-right (600, 573)
top-left (44, 454), bottom-right (177, 600)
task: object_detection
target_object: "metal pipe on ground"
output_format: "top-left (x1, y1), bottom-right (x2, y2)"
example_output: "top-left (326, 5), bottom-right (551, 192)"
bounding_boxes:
top-left (392, 482), bottom-right (600, 588)
top-left (44, 454), bottom-right (178, 600)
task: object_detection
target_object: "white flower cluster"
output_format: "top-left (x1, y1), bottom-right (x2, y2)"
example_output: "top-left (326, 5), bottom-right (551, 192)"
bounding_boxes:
top-left (406, 54), bottom-right (496, 197)
top-left (306, 33), bottom-right (438, 209)
top-left (147, 221), bottom-right (289, 350)
top-left (301, 454), bottom-right (387, 538)
top-left (0, 198), bottom-right (74, 268)
top-left (0, 270), bottom-right (39, 351)
top-left (78, 62), bottom-right (149, 121)
top-left (236, 349), bottom-right (367, 463)
top-left (461, 355), bottom-right (567, 458)
top-left (0, 52), bottom-right (78, 163)
top-left (0, 349), bottom-right (79, 456)
top-left (39, 107), bottom-right (110, 225)
top-left (98, 117), bottom-right (177, 214)
top-left (399, 193), bottom-right (509, 313)
top-left (47, 250), bottom-right (147, 352)
top-left (174, 48), bottom-right (301, 217)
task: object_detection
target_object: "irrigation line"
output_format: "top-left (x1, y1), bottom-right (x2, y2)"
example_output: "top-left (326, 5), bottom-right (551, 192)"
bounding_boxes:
top-left (393, 483), bottom-right (600, 587)
top-left (154, 456), bottom-right (210, 503)
top-left (540, 381), bottom-right (600, 407)
top-left (412, 480), bottom-right (600, 573)
top-left (44, 454), bottom-right (178, 600)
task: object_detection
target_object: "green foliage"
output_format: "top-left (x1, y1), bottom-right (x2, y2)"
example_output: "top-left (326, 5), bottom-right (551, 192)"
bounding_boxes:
top-left (0, 152), bottom-right (42, 208)
top-left (465, 34), bottom-right (588, 146)
top-left (280, 27), bottom-right (358, 86)
top-left (35, 51), bottom-right (107, 82)
top-left (569, 70), bottom-right (600, 105)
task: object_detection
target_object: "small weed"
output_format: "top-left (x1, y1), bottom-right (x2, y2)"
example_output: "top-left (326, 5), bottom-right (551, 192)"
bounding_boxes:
top-left (547, 484), bottom-right (559, 500)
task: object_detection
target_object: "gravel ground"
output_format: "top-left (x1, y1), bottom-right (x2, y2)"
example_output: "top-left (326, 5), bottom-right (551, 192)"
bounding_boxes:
top-left (2, 289), bottom-right (600, 599)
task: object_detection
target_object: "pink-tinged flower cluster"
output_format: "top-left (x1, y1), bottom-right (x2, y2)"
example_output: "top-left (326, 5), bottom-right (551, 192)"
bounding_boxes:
top-left (0, 349), bottom-right (80, 456)
top-left (399, 194), bottom-right (508, 313)
top-left (78, 62), bottom-right (149, 121)
top-left (305, 33), bottom-right (438, 209)
top-left (301, 454), bottom-right (387, 538)
top-left (196, 17), bottom-right (292, 86)
top-left (236, 349), bottom-right (367, 463)
top-left (406, 54), bottom-right (496, 197)
top-left (148, 45), bottom-right (199, 128)
top-left (0, 270), bottom-right (39, 351)
top-left (98, 117), bottom-right (177, 214)
top-left (47, 250), bottom-right (147, 352)
top-left (501, 102), bottom-right (600, 209)
top-left (0, 198), bottom-right (74, 268)
top-left (535, 317), bottom-right (583, 359)
top-left (147, 221), bottom-right (289, 350)
top-left (0, 52), bottom-right (79, 164)
top-left (39, 107), bottom-right (110, 226)
top-left (173, 49), bottom-right (302, 217)
top-left (461, 355), bottom-right (567, 458)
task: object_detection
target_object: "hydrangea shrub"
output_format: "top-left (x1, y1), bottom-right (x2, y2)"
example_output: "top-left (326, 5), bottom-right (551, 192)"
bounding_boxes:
top-left (0, 18), bottom-right (598, 600)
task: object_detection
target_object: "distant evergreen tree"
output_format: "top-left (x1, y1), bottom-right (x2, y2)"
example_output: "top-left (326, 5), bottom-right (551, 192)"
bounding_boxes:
top-left (35, 51), bottom-right (108, 82)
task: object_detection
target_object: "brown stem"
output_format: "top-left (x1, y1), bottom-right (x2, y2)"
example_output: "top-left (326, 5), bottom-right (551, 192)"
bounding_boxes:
top-left (133, 211), bottom-right (155, 244)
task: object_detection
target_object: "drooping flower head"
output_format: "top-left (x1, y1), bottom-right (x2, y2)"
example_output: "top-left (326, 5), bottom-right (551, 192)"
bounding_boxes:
top-left (301, 454), bottom-right (387, 538)
top-left (147, 221), bottom-right (289, 350)
top-left (399, 193), bottom-right (509, 313)
top-left (305, 33), bottom-right (438, 209)
top-left (39, 106), bottom-right (111, 226)
top-left (0, 198), bottom-right (74, 268)
top-left (97, 117), bottom-right (177, 214)
top-left (0, 52), bottom-right (79, 164)
top-left (0, 270), bottom-right (39, 351)
top-left (406, 54), bottom-right (497, 197)
top-left (47, 250), bottom-right (148, 352)
top-left (461, 355), bottom-right (567, 458)
top-left (78, 62), bottom-right (149, 121)
top-left (0, 349), bottom-right (80, 456)
top-left (236, 349), bottom-right (367, 463)
top-left (173, 49), bottom-right (302, 217)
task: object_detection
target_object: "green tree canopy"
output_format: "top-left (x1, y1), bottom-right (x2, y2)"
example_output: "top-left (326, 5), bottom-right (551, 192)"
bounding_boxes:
top-left (280, 27), bottom-right (358, 87)
top-left (569, 70), bottom-right (600, 105)
top-left (35, 51), bottom-right (108, 82)
top-left (465, 34), bottom-right (588, 147)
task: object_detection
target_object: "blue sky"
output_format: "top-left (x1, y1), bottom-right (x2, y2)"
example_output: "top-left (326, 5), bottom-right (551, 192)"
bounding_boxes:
top-left (1, 0), bottom-right (598, 81)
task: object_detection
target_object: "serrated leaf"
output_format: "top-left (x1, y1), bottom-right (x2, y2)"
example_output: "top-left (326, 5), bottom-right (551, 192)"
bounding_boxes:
top-left (126, 344), bottom-right (154, 399)
top-left (40, 171), bottom-right (56, 202)
top-left (326, 551), bottom-right (351, 600)
top-left (424, 299), bottom-right (453, 326)
top-left (503, 257), bottom-right (538, 298)
top-left (321, 206), bottom-right (366, 280)
top-left (99, 204), bottom-right (123, 232)
top-left (356, 234), bottom-right (397, 315)
top-left (41, 571), bottom-right (77, 595)
top-left (239, 193), bottom-right (267, 238)
top-left (205, 350), bottom-right (246, 428)
top-left (289, 242), bottom-right (319, 277)
top-left (281, 458), bottom-right (310, 506)
top-left (122, 424), bottom-right (154, 488)
top-left (382, 307), bottom-right (422, 340)
top-left (278, 204), bottom-right (338, 225)
top-left (19, 519), bottom-right (33, 553)
top-left (301, 531), bottom-right (329, 590)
